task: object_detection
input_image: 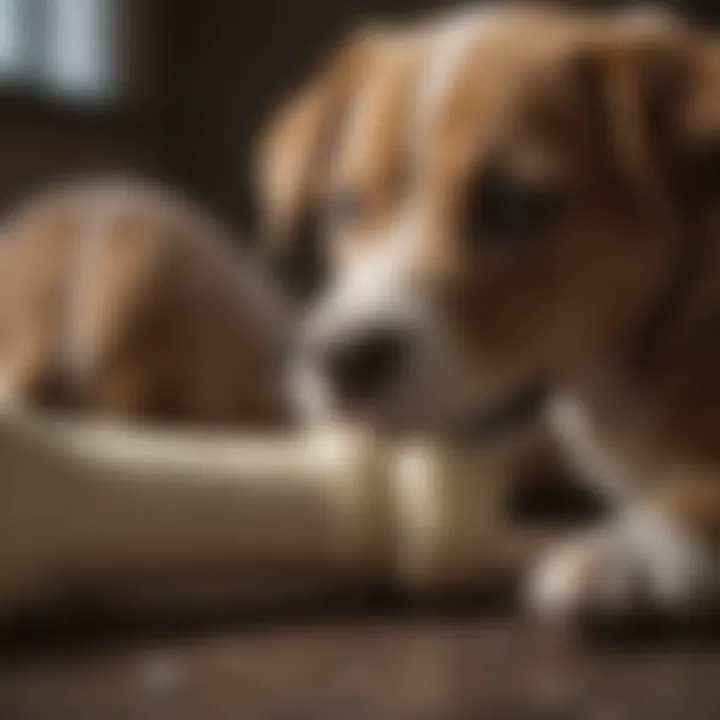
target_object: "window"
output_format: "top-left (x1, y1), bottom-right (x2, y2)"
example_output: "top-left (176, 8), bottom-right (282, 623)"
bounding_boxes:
top-left (0, 0), bottom-right (120, 106)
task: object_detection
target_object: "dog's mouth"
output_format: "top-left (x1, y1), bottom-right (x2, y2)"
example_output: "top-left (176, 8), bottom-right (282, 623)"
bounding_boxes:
top-left (455, 383), bottom-right (549, 442)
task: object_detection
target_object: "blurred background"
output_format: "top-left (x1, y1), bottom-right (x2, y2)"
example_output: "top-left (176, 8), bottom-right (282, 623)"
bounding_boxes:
top-left (0, 0), bottom-right (716, 240)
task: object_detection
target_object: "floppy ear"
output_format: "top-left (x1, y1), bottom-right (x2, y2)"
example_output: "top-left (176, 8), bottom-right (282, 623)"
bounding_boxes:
top-left (254, 29), bottom-right (377, 297)
top-left (673, 37), bottom-right (720, 212)
top-left (565, 16), bottom-right (720, 216)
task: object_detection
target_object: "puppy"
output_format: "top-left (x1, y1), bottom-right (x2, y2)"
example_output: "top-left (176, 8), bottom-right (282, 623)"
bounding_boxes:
top-left (0, 179), bottom-right (289, 426)
top-left (258, 5), bottom-right (720, 619)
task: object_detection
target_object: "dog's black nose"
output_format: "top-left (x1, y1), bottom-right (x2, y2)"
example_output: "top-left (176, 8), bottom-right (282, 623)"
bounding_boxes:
top-left (322, 327), bottom-right (409, 401)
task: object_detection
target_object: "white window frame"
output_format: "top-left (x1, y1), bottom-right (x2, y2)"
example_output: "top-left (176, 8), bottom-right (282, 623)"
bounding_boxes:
top-left (0, 0), bottom-right (121, 105)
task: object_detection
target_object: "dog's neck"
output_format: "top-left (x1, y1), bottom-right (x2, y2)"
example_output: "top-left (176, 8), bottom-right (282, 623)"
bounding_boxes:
top-left (552, 215), bottom-right (720, 487)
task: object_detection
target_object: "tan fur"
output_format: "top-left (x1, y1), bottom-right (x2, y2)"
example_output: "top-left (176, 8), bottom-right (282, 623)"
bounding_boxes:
top-left (256, 28), bottom-right (384, 250)
top-left (0, 180), bottom-right (289, 427)
top-left (259, 6), bottom-right (720, 616)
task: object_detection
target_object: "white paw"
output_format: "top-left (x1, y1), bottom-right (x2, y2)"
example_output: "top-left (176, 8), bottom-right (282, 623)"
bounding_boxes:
top-left (528, 530), bottom-right (635, 620)
top-left (527, 513), bottom-right (716, 622)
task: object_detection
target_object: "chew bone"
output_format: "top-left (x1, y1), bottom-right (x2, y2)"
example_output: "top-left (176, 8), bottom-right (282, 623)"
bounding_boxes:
top-left (0, 410), bottom-right (542, 614)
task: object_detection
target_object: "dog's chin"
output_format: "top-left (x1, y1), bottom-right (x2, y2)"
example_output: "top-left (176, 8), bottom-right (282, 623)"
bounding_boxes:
top-left (298, 387), bottom-right (548, 443)
top-left (313, 398), bottom-right (448, 438)
top-left (291, 366), bottom-right (460, 436)
top-left (292, 359), bottom-right (548, 440)
top-left (453, 383), bottom-right (549, 443)
top-left (295, 386), bottom-right (458, 438)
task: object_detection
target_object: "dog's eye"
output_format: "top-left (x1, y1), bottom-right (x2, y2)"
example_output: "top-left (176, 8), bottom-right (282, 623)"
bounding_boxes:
top-left (327, 192), bottom-right (365, 227)
top-left (466, 173), bottom-right (560, 245)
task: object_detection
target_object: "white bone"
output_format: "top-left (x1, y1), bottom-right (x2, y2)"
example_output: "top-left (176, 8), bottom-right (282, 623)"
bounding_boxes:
top-left (0, 409), bottom-right (551, 615)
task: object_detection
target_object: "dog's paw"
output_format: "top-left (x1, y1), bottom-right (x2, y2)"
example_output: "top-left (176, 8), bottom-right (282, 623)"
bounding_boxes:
top-left (527, 513), bottom-right (715, 622)
top-left (527, 531), bottom-right (631, 621)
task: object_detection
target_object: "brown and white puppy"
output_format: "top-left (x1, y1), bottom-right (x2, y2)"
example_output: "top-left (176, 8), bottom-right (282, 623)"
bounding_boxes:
top-left (258, 5), bottom-right (720, 619)
top-left (0, 179), bottom-right (289, 426)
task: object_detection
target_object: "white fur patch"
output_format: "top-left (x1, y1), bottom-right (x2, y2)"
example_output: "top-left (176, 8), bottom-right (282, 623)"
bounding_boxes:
top-left (414, 9), bottom-right (500, 166)
top-left (548, 388), bottom-right (648, 501)
top-left (529, 508), bottom-right (716, 619)
top-left (624, 506), bottom-right (716, 609)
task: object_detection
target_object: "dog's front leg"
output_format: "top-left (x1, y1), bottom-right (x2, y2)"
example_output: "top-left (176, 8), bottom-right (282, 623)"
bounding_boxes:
top-left (528, 470), bottom-right (720, 621)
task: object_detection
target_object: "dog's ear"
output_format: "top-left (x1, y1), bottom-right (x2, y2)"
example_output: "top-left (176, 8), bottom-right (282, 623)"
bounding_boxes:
top-left (561, 14), bottom-right (720, 217)
top-left (254, 29), bottom-right (379, 298)
top-left (673, 38), bottom-right (720, 213)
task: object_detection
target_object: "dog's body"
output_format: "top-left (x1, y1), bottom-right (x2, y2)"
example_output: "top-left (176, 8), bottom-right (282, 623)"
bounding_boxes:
top-left (0, 179), bottom-right (289, 426)
top-left (259, 5), bottom-right (720, 618)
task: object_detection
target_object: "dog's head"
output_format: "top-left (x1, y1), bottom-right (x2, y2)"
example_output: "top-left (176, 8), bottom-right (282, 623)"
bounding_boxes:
top-left (258, 6), bottom-right (720, 435)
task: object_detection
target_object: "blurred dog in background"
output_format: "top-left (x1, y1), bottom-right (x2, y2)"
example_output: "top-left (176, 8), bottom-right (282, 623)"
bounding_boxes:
top-left (0, 179), bottom-right (289, 426)
top-left (258, 4), bottom-right (720, 620)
